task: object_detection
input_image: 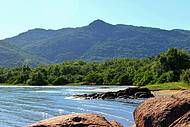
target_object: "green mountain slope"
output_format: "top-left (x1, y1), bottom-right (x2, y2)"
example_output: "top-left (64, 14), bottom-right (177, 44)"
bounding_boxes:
top-left (0, 41), bottom-right (49, 67)
top-left (2, 20), bottom-right (190, 66)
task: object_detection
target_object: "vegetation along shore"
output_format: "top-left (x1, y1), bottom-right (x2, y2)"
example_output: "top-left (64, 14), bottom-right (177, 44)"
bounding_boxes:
top-left (0, 48), bottom-right (189, 92)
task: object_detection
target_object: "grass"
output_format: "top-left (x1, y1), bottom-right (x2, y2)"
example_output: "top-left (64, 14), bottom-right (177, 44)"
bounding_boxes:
top-left (142, 82), bottom-right (190, 91)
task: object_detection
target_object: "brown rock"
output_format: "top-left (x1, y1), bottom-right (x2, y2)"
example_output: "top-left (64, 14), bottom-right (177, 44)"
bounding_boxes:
top-left (169, 111), bottom-right (190, 127)
top-left (28, 113), bottom-right (124, 127)
top-left (134, 90), bottom-right (190, 127)
top-left (109, 121), bottom-right (124, 127)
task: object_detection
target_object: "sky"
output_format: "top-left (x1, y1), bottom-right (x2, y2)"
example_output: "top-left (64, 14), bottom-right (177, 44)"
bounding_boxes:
top-left (0, 0), bottom-right (190, 39)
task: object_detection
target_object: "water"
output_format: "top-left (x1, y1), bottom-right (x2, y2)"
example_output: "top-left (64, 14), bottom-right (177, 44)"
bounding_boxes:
top-left (0, 86), bottom-right (140, 127)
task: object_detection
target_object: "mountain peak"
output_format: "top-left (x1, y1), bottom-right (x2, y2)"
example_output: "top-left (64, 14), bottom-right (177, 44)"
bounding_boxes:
top-left (88, 20), bottom-right (114, 32)
top-left (89, 19), bottom-right (112, 27)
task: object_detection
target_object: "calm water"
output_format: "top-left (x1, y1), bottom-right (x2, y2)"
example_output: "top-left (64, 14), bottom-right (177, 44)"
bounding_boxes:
top-left (0, 86), bottom-right (140, 127)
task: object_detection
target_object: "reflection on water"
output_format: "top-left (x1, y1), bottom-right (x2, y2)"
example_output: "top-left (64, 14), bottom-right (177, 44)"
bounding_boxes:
top-left (0, 86), bottom-right (139, 127)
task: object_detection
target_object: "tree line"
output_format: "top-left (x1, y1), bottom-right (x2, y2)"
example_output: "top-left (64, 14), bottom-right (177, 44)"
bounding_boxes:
top-left (1, 48), bottom-right (190, 86)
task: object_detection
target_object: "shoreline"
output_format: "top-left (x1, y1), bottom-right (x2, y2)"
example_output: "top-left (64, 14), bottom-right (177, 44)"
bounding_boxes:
top-left (0, 85), bottom-right (188, 96)
top-left (0, 85), bottom-right (133, 93)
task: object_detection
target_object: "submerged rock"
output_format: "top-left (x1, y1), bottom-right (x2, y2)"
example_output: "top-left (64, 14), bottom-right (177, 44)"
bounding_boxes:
top-left (27, 113), bottom-right (124, 127)
top-left (75, 87), bottom-right (154, 100)
top-left (134, 90), bottom-right (190, 127)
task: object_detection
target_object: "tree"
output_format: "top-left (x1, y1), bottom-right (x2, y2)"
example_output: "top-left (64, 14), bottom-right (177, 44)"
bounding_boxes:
top-left (84, 72), bottom-right (103, 85)
top-left (133, 70), bottom-right (154, 86)
top-left (159, 48), bottom-right (190, 72)
top-left (14, 65), bottom-right (31, 84)
top-left (27, 71), bottom-right (48, 85)
top-left (180, 69), bottom-right (190, 84)
top-left (118, 73), bottom-right (133, 85)
top-left (157, 71), bottom-right (176, 83)
top-left (0, 74), bottom-right (7, 83)
top-left (52, 76), bottom-right (70, 85)
top-left (14, 73), bottom-right (29, 84)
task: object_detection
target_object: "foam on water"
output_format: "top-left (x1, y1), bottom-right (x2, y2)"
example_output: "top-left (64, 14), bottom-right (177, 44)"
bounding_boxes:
top-left (35, 90), bottom-right (62, 93)
top-left (64, 96), bottom-right (85, 100)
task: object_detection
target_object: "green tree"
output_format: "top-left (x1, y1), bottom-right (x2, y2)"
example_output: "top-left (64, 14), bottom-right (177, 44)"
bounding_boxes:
top-left (118, 73), bottom-right (133, 85)
top-left (84, 72), bottom-right (103, 85)
top-left (159, 48), bottom-right (190, 71)
top-left (157, 71), bottom-right (176, 83)
top-left (27, 71), bottom-right (48, 85)
top-left (180, 69), bottom-right (190, 84)
top-left (133, 71), bottom-right (154, 86)
top-left (52, 76), bottom-right (70, 85)
top-left (0, 74), bottom-right (7, 83)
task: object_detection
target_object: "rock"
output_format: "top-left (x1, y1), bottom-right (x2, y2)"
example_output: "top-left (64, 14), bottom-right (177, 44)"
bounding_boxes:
top-left (99, 92), bottom-right (116, 99)
top-left (27, 113), bottom-right (124, 127)
top-left (134, 92), bottom-right (152, 98)
top-left (134, 90), bottom-right (190, 127)
top-left (75, 87), bottom-right (154, 100)
top-left (109, 121), bottom-right (124, 127)
top-left (169, 111), bottom-right (190, 127)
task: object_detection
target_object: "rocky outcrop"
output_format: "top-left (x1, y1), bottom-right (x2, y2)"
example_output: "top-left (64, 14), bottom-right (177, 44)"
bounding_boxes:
top-left (28, 113), bottom-right (124, 127)
top-left (134, 90), bottom-right (190, 127)
top-left (75, 87), bottom-right (154, 100)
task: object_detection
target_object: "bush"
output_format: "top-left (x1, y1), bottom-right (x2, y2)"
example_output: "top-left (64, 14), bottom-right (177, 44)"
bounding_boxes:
top-left (158, 48), bottom-right (190, 71)
top-left (14, 73), bottom-right (29, 84)
top-left (52, 76), bottom-right (69, 85)
top-left (118, 73), bottom-right (133, 85)
top-left (0, 74), bottom-right (7, 83)
top-left (180, 69), bottom-right (190, 83)
top-left (27, 78), bottom-right (48, 86)
top-left (27, 71), bottom-right (48, 86)
top-left (133, 70), bottom-right (154, 86)
top-left (157, 71), bottom-right (176, 83)
top-left (84, 72), bottom-right (103, 85)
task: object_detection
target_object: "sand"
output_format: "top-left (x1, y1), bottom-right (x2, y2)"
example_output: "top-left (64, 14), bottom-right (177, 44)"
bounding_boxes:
top-left (153, 90), bottom-right (183, 95)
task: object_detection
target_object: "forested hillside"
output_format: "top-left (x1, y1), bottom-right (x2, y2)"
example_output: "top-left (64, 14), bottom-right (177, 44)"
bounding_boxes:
top-left (1, 48), bottom-right (190, 86)
top-left (0, 41), bottom-right (49, 67)
top-left (1, 20), bottom-right (190, 67)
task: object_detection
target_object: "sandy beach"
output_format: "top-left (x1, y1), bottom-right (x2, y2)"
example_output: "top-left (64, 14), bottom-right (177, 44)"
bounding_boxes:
top-left (153, 90), bottom-right (183, 95)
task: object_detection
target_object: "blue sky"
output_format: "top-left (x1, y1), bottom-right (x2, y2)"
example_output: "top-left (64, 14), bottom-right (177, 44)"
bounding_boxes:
top-left (0, 0), bottom-right (189, 39)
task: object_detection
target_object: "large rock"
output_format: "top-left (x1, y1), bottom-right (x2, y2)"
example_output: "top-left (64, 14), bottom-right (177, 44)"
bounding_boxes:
top-left (75, 87), bottom-right (154, 100)
top-left (28, 113), bottom-right (124, 127)
top-left (134, 90), bottom-right (190, 127)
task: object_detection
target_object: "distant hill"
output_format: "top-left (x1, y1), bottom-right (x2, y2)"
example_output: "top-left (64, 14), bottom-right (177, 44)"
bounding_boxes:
top-left (0, 41), bottom-right (49, 67)
top-left (2, 19), bottom-right (190, 67)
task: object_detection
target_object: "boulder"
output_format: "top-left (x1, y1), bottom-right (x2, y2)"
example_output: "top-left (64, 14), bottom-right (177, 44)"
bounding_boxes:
top-left (170, 111), bottom-right (190, 127)
top-left (134, 90), bottom-right (190, 127)
top-left (28, 113), bottom-right (124, 127)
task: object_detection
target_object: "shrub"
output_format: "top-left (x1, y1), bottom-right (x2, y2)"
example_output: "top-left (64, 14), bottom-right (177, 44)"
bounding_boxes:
top-left (133, 71), bottom-right (154, 86)
top-left (27, 71), bottom-right (48, 85)
top-left (157, 71), bottom-right (176, 83)
top-left (118, 73), bottom-right (133, 85)
top-left (27, 78), bottom-right (48, 86)
top-left (52, 76), bottom-right (69, 85)
top-left (180, 69), bottom-right (190, 83)
top-left (84, 72), bottom-right (103, 85)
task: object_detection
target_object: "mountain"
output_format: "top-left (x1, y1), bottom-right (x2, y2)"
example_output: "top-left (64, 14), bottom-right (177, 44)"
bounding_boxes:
top-left (0, 41), bottom-right (49, 67)
top-left (2, 19), bottom-right (190, 67)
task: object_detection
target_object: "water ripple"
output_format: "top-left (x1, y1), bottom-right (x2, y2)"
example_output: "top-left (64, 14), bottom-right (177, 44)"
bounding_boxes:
top-left (0, 86), bottom-right (138, 127)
